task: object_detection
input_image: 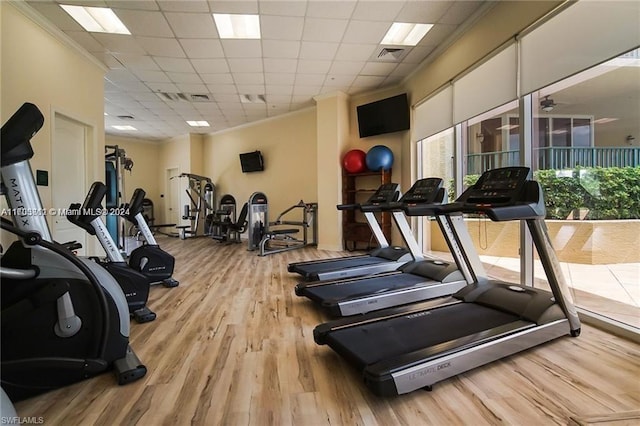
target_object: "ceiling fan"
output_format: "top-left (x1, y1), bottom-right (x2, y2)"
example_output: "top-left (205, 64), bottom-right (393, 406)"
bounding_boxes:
top-left (540, 95), bottom-right (557, 112)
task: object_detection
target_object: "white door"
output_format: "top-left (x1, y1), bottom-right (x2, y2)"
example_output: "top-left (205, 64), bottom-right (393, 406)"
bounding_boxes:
top-left (51, 114), bottom-right (87, 254)
top-left (166, 167), bottom-right (180, 226)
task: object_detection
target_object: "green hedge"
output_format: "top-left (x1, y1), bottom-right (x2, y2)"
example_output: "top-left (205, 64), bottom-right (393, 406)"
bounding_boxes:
top-left (450, 167), bottom-right (640, 220)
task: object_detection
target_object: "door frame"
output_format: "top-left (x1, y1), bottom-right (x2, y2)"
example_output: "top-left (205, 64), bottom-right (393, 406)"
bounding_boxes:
top-left (50, 106), bottom-right (97, 254)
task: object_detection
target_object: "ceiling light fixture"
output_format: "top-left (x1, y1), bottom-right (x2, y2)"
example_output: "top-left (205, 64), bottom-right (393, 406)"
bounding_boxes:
top-left (60, 5), bottom-right (131, 34)
top-left (112, 125), bottom-right (137, 131)
top-left (213, 14), bottom-right (261, 39)
top-left (187, 121), bottom-right (210, 127)
top-left (381, 22), bottom-right (433, 46)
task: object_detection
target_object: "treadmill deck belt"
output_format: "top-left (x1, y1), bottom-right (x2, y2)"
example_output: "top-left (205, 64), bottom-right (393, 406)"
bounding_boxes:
top-left (326, 303), bottom-right (521, 366)
top-left (296, 256), bottom-right (389, 275)
top-left (305, 273), bottom-right (427, 302)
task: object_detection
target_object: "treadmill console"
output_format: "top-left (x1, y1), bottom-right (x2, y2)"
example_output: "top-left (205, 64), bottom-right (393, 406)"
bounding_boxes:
top-left (400, 178), bottom-right (444, 205)
top-left (366, 183), bottom-right (400, 205)
top-left (460, 167), bottom-right (530, 205)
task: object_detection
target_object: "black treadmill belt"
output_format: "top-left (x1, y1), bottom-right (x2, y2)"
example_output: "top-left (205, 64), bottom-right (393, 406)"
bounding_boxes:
top-left (296, 256), bottom-right (389, 275)
top-left (326, 303), bottom-right (520, 366)
top-left (305, 273), bottom-right (427, 302)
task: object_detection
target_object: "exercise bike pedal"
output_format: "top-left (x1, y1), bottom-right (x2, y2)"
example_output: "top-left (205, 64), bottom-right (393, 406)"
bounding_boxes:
top-left (132, 307), bottom-right (156, 323)
top-left (162, 277), bottom-right (179, 288)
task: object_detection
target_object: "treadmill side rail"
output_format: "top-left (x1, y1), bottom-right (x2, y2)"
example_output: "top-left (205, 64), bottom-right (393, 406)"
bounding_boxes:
top-left (376, 319), bottom-right (570, 396)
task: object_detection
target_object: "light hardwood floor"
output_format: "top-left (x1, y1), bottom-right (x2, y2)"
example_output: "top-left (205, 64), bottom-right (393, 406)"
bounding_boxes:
top-left (14, 236), bottom-right (640, 425)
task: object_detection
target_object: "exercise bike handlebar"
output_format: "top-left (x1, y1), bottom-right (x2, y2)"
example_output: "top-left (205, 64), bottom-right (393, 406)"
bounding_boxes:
top-left (123, 188), bottom-right (146, 222)
top-left (1, 103), bottom-right (44, 167)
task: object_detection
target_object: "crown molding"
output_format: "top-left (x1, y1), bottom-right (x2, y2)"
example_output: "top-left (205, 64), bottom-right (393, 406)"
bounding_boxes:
top-left (9, 1), bottom-right (108, 73)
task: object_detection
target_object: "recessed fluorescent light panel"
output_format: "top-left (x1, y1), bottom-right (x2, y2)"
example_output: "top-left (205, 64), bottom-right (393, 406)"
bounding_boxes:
top-left (61, 4), bottom-right (130, 34)
top-left (112, 125), bottom-right (137, 131)
top-left (187, 121), bottom-right (210, 127)
top-left (382, 22), bottom-right (433, 46)
top-left (213, 14), bottom-right (261, 39)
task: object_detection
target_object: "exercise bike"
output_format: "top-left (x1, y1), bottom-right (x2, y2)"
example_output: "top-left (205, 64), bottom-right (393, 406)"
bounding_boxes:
top-left (67, 182), bottom-right (157, 323)
top-left (122, 188), bottom-right (179, 288)
top-left (1, 102), bottom-right (146, 401)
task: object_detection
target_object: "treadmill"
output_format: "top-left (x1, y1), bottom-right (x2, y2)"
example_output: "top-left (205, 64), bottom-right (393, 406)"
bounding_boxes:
top-left (295, 178), bottom-right (477, 316)
top-left (313, 167), bottom-right (581, 396)
top-left (288, 183), bottom-right (413, 281)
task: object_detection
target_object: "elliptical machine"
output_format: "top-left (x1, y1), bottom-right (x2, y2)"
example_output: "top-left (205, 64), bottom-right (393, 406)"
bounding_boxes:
top-left (67, 182), bottom-right (157, 323)
top-left (0, 103), bottom-right (146, 401)
top-left (122, 188), bottom-right (179, 288)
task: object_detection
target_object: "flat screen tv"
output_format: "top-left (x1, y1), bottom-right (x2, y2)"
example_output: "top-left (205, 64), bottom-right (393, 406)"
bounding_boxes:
top-left (239, 150), bottom-right (264, 173)
top-left (356, 93), bottom-right (410, 138)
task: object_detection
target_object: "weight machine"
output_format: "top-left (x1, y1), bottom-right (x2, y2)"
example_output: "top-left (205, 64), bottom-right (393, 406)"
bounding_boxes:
top-left (172, 173), bottom-right (215, 239)
top-left (105, 145), bottom-right (133, 251)
top-left (258, 201), bottom-right (318, 256)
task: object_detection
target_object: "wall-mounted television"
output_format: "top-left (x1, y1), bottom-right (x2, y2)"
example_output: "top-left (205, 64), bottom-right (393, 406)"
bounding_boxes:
top-left (356, 93), bottom-right (410, 138)
top-left (239, 150), bottom-right (264, 173)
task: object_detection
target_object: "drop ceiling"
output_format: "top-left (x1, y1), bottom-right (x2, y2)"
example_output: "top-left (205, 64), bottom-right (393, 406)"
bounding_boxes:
top-left (23, 0), bottom-right (490, 140)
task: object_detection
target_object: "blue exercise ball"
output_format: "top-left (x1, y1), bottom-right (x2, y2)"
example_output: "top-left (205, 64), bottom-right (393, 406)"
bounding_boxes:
top-left (366, 145), bottom-right (394, 171)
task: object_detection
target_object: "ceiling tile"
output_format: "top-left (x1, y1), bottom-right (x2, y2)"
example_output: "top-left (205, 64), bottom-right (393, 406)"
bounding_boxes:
top-left (293, 85), bottom-right (322, 96)
top-left (93, 33), bottom-right (147, 55)
top-left (167, 72), bottom-right (203, 83)
top-left (306, 1), bottom-right (357, 19)
top-left (329, 61), bottom-right (365, 75)
top-left (351, 1), bottom-right (405, 21)
top-left (266, 85), bottom-right (294, 95)
top-left (236, 84), bottom-right (266, 94)
top-left (215, 93), bottom-right (243, 103)
top-left (402, 45), bottom-right (435, 64)
top-left (158, 0), bottom-right (210, 12)
top-left (106, 1), bottom-right (160, 11)
top-left (233, 73), bottom-right (265, 85)
top-left (137, 37), bottom-right (186, 57)
top-left (396, 1), bottom-right (451, 23)
top-left (27, 2), bottom-right (83, 31)
top-left (295, 74), bottom-right (326, 86)
top-left (145, 82), bottom-right (180, 92)
top-left (165, 12), bottom-right (218, 38)
top-left (64, 31), bottom-right (104, 52)
top-left (265, 73), bottom-right (296, 85)
top-left (352, 75), bottom-right (385, 87)
top-left (190, 58), bottom-right (229, 73)
top-left (209, 0), bottom-right (258, 14)
top-left (299, 41), bottom-right (339, 60)
top-left (133, 70), bottom-right (172, 83)
top-left (342, 20), bottom-right (391, 44)
top-left (105, 68), bottom-right (141, 82)
top-left (259, 1), bottom-right (307, 17)
top-left (262, 40), bottom-right (300, 59)
top-left (263, 58), bottom-right (298, 73)
top-left (180, 39), bottom-right (225, 58)
top-left (200, 73), bottom-right (234, 84)
top-left (261, 15), bottom-right (305, 41)
top-left (324, 74), bottom-right (355, 86)
top-left (115, 10), bottom-right (174, 37)
top-left (227, 58), bottom-right (263, 73)
top-left (207, 84), bottom-right (239, 94)
top-left (302, 18), bottom-right (349, 43)
top-left (221, 40), bottom-right (262, 58)
top-left (440, 1), bottom-right (482, 25)
top-left (176, 83), bottom-right (209, 93)
top-left (266, 94), bottom-right (293, 104)
top-left (335, 43), bottom-right (378, 61)
top-left (93, 53), bottom-right (125, 69)
top-left (113, 54), bottom-right (160, 70)
top-left (361, 62), bottom-right (398, 76)
top-left (297, 59), bottom-right (332, 74)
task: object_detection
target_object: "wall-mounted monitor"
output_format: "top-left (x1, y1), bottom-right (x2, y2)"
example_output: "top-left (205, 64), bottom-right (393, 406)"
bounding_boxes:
top-left (239, 150), bottom-right (264, 173)
top-left (356, 93), bottom-right (410, 138)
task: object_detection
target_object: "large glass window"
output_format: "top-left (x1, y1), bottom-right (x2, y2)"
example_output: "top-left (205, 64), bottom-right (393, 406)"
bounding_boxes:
top-left (530, 49), bottom-right (640, 329)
